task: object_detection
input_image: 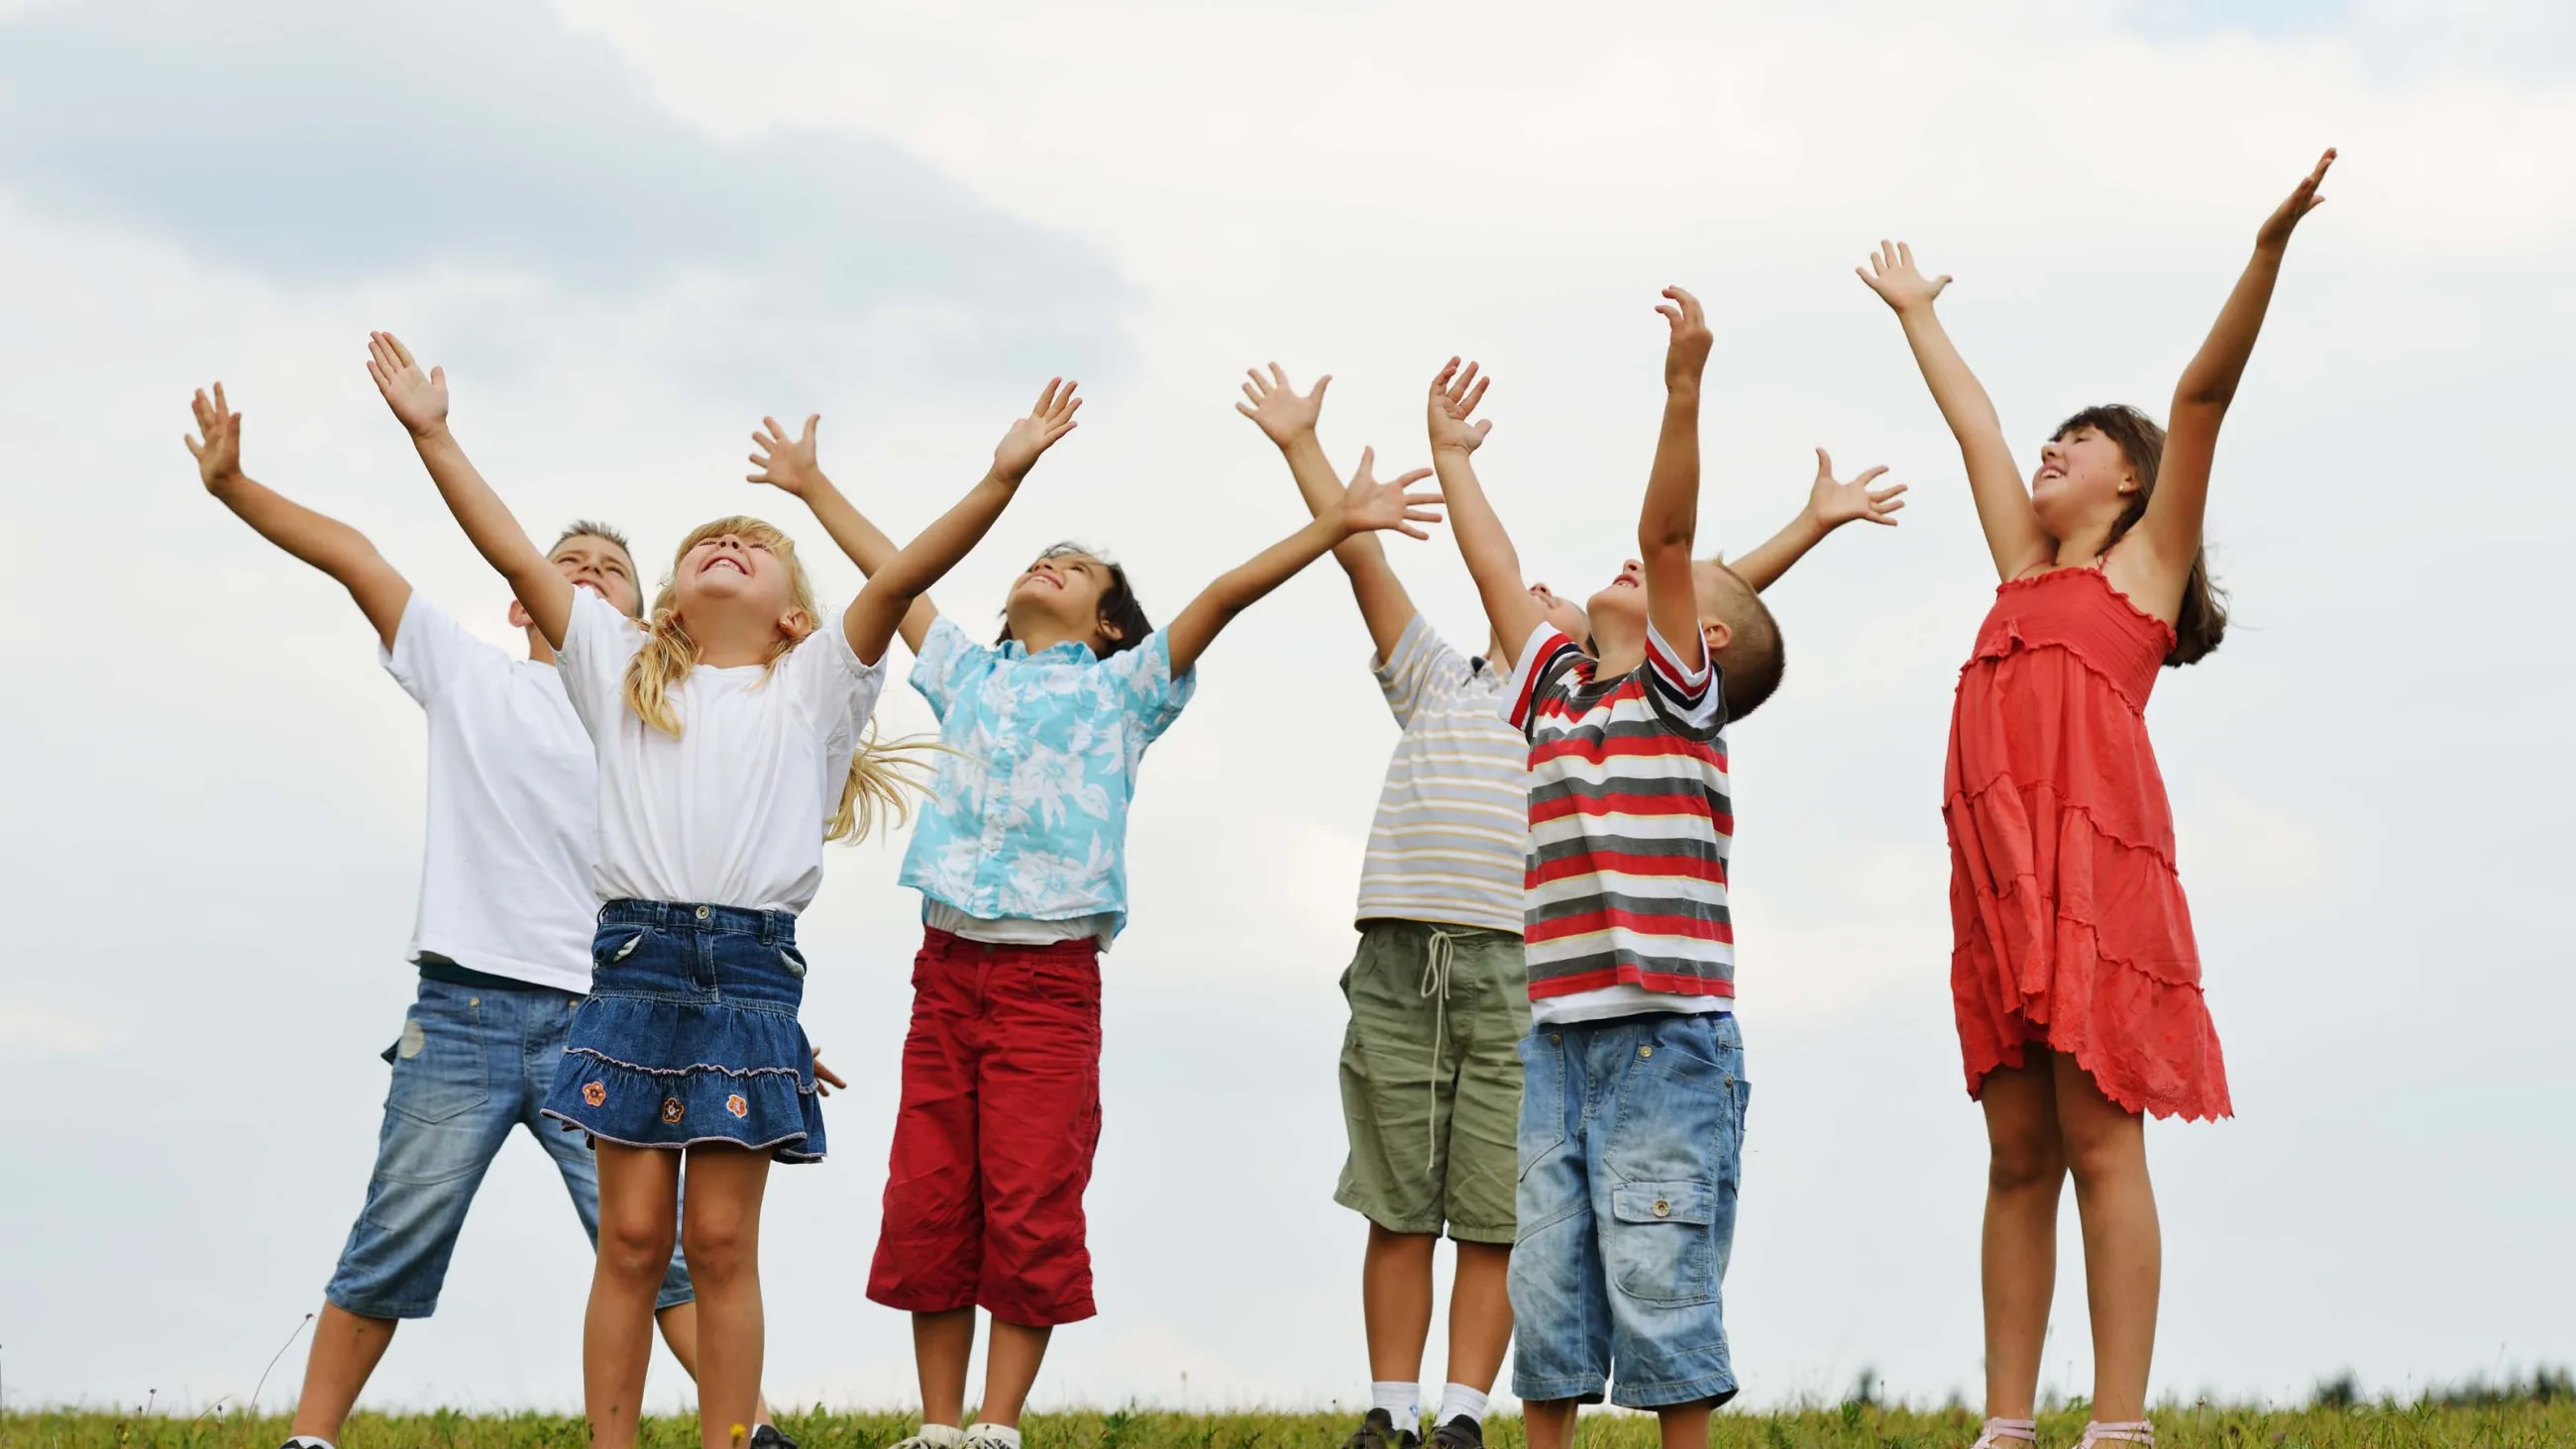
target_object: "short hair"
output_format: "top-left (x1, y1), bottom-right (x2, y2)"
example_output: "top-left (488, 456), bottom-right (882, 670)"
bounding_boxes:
top-left (551, 520), bottom-right (642, 617)
top-left (1697, 560), bottom-right (1784, 721)
top-left (995, 542), bottom-right (1152, 659)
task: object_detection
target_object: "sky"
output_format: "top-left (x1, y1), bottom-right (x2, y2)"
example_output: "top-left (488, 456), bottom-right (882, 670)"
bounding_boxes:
top-left (1, 0), bottom-right (2571, 1420)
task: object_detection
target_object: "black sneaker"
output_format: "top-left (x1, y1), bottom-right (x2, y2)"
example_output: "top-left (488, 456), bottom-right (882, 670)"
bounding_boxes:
top-left (749, 1425), bottom-right (801, 1449)
top-left (1342, 1409), bottom-right (1422, 1449)
top-left (1429, 1417), bottom-right (1483, 1449)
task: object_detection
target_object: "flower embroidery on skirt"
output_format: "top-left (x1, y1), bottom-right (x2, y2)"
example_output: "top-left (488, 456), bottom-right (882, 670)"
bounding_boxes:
top-left (582, 1081), bottom-right (607, 1107)
top-left (660, 1097), bottom-right (686, 1124)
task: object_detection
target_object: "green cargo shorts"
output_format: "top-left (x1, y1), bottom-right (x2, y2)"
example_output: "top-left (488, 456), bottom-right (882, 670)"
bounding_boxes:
top-left (1334, 919), bottom-right (1531, 1244)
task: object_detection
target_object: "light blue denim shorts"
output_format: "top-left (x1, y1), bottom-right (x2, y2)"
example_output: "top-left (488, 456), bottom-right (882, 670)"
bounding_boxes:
top-left (1508, 1011), bottom-right (1750, 1408)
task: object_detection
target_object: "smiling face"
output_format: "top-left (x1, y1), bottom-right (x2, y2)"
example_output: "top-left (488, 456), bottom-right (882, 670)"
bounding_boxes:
top-left (549, 533), bottom-right (641, 616)
top-left (1003, 546), bottom-right (1127, 655)
top-left (2030, 423), bottom-right (2142, 542)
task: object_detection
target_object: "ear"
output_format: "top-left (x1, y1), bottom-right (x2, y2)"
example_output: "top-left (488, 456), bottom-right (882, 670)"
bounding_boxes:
top-left (1098, 618), bottom-right (1127, 646)
top-left (1699, 617), bottom-right (1734, 657)
top-left (779, 607), bottom-right (814, 641)
top-left (507, 598), bottom-right (533, 630)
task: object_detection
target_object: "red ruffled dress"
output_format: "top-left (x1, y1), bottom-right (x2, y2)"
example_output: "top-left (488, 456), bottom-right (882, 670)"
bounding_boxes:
top-left (1946, 567), bottom-right (2230, 1121)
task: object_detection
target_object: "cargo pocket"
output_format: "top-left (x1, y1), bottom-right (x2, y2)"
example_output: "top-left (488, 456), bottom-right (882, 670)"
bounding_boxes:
top-left (1607, 1179), bottom-right (1717, 1306)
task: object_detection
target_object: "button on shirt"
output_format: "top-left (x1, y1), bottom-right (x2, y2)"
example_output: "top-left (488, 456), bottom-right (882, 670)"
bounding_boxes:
top-left (897, 615), bottom-right (1196, 937)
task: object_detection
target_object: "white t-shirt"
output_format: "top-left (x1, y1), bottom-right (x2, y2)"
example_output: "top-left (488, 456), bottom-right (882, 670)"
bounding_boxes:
top-left (380, 594), bottom-right (598, 994)
top-left (556, 589), bottom-right (888, 914)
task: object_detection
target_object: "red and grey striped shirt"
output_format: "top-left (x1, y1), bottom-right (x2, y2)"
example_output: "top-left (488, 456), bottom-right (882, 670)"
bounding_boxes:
top-left (1504, 621), bottom-right (1733, 1025)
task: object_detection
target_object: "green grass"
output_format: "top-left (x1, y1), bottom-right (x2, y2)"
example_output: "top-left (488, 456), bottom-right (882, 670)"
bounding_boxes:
top-left (9, 1404), bottom-right (2576, 1449)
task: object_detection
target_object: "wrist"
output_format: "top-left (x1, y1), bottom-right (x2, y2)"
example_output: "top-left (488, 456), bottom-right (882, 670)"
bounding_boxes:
top-left (408, 419), bottom-right (454, 447)
top-left (1664, 377), bottom-right (1703, 405)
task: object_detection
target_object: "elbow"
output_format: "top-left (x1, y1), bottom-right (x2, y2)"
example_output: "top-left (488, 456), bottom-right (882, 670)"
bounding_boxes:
top-left (1638, 522), bottom-right (1693, 555)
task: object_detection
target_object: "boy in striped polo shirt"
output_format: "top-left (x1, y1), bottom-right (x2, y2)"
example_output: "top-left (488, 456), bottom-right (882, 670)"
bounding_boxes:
top-left (1428, 288), bottom-right (1888, 1443)
top-left (1242, 343), bottom-right (1897, 1449)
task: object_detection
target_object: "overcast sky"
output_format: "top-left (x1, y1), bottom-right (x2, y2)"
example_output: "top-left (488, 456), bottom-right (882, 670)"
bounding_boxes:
top-left (2, 0), bottom-right (2570, 1418)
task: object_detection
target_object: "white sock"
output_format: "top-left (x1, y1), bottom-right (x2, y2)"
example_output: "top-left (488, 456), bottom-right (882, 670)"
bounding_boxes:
top-left (1371, 1382), bottom-right (1422, 1437)
top-left (283, 1439), bottom-right (336, 1449)
top-left (1437, 1385), bottom-right (1489, 1426)
top-left (916, 1425), bottom-right (965, 1446)
top-left (966, 1423), bottom-right (1021, 1449)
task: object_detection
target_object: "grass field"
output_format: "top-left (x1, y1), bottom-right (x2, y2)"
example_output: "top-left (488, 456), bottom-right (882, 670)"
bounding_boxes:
top-left (10, 1403), bottom-right (2576, 1449)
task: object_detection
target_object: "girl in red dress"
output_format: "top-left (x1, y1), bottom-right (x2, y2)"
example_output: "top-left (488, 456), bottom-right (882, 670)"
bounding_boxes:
top-left (1858, 150), bottom-right (2337, 1449)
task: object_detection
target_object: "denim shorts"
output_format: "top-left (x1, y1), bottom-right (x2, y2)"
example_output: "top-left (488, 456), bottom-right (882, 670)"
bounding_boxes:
top-left (542, 900), bottom-right (826, 1163)
top-left (1509, 1011), bottom-right (1751, 1409)
top-left (325, 973), bottom-right (693, 1320)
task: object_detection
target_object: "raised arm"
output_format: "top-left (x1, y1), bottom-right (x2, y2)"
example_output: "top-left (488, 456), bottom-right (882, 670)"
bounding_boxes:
top-left (1236, 364), bottom-right (1420, 662)
top-left (188, 382), bottom-right (411, 649)
top-left (1728, 448), bottom-right (1907, 592)
top-left (1161, 447), bottom-right (1444, 677)
top-left (1640, 287), bottom-right (1713, 672)
top-left (847, 380), bottom-right (1081, 667)
top-left (2141, 149), bottom-right (2335, 583)
top-left (748, 413), bottom-right (939, 655)
top-left (1858, 244), bottom-right (2052, 580)
top-left (1426, 360), bottom-right (1547, 667)
top-left (365, 333), bottom-right (571, 647)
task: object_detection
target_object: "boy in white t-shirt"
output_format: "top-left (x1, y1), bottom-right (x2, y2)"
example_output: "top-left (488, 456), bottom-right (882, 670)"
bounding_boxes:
top-left (187, 385), bottom-right (790, 1449)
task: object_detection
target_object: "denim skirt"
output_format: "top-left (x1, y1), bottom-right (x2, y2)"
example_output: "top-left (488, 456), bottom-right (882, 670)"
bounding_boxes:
top-left (541, 898), bottom-right (826, 1163)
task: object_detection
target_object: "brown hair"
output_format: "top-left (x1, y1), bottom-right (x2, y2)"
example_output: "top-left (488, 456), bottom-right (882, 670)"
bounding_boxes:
top-left (2058, 404), bottom-right (2228, 667)
top-left (1695, 560), bottom-right (1785, 721)
top-left (624, 515), bottom-right (936, 841)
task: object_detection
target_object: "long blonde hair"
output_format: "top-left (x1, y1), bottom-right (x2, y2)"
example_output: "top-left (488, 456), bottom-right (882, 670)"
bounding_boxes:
top-left (624, 515), bottom-right (937, 842)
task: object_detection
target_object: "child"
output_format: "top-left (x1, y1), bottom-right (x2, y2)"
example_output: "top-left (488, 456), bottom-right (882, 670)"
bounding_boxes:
top-left (1432, 287), bottom-right (1768, 1449)
top-left (740, 403), bottom-right (1443, 1449)
top-left (1233, 366), bottom-right (1901, 1449)
top-left (1855, 150), bottom-right (2335, 1449)
top-left (184, 384), bottom-right (765, 1449)
top-left (370, 334), bottom-right (1068, 1449)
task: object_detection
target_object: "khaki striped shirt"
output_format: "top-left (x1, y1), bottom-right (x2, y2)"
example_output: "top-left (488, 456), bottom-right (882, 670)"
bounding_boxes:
top-left (1355, 617), bottom-right (1530, 935)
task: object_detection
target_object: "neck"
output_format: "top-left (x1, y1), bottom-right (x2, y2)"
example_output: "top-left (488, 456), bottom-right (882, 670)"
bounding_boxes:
top-left (2053, 524), bottom-right (2117, 569)
top-left (687, 612), bottom-right (786, 669)
top-left (523, 625), bottom-right (558, 666)
top-left (1484, 628), bottom-right (1510, 667)
top-left (1589, 618), bottom-right (1646, 679)
top-left (1006, 606), bottom-right (1095, 657)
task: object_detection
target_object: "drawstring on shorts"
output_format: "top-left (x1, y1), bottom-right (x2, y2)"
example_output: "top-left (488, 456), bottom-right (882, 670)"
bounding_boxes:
top-left (1420, 929), bottom-right (1458, 1173)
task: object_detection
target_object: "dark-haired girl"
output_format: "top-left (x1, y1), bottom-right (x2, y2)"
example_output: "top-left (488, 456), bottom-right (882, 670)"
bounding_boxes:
top-left (1858, 150), bottom-right (2335, 1449)
top-left (746, 404), bottom-right (1442, 1449)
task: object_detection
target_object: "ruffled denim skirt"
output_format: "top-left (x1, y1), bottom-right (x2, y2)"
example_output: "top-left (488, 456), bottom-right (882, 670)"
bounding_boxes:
top-left (542, 898), bottom-right (826, 1163)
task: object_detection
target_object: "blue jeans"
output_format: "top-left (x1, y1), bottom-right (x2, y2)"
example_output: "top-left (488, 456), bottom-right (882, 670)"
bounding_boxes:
top-left (1509, 1012), bottom-right (1750, 1408)
top-left (324, 975), bottom-right (694, 1319)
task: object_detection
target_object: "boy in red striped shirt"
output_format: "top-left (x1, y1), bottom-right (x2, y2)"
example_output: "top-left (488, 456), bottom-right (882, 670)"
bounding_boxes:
top-left (1429, 287), bottom-right (1887, 1446)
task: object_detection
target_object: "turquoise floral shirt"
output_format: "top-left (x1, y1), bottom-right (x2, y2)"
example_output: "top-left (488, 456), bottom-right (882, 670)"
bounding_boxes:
top-left (898, 615), bottom-right (1197, 935)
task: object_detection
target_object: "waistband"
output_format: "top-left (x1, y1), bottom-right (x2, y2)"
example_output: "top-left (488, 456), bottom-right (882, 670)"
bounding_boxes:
top-left (919, 926), bottom-right (1099, 961)
top-left (601, 898), bottom-right (798, 944)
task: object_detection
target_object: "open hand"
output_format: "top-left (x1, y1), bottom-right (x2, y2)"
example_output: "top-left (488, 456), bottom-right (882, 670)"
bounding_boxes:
top-left (748, 414), bottom-right (824, 496)
top-left (365, 332), bottom-right (450, 439)
top-left (1807, 448), bottom-right (1906, 529)
top-left (1656, 285), bottom-right (1712, 388)
top-left (1427, 359), bottom-right (1493, 456)
top-left (811, 1048), bottom-right (846, 1098)
top-left (1235, 363), bottom-right (1330, 448)
top-left (2256, 148), bottom-right (2336, 254)
top-left (1856, 242), bottom-right (1951, 314)
top-left (184, 382), bottom-right (244, 490)
top-left (993, 377), bottom-right (1082, 482)
top-left (1337, 445), bottom-right (1444, 540)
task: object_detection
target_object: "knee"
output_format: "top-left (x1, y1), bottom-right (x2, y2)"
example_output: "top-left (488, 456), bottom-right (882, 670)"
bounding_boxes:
top-left (681, 1210), bottom-right (753, 1283)
top-left (598, 1207), bottom-right (677, 1281)
top-left (1987, 1126), bottom-right (2066, 1193)
top-left (2061, 1119), bottom-right (2144, 1188)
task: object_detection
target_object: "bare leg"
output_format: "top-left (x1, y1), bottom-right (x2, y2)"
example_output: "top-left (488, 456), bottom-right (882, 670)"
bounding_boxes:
top-left (2053, 1053), bottom-right (2160, 1425)
top-left (1655, 1398), bottom-right (1711, 1449)
top-left (1363, 1224), bottom-right (1438, 1387)
top-left (913, 1306), bottom-right (978, 1428)
top-left (976, 1318), bottom-right (1054, 1427)
top-left (287, 1303), bottom-right (398, 1441)
top-left (1523, 1399), bottom-right (1578, 1449)
top-left (1979, 1057), bottom-right (2066, 1422)
top-left (654, 1301), bottom-right (776, 1427)
top-left (587, 1144), bottom-right (683, 1449)
top-left (680, 1146), bottom-right (775, 1449)
top-left (1442, 1240), bottom-right (1514, 1398)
